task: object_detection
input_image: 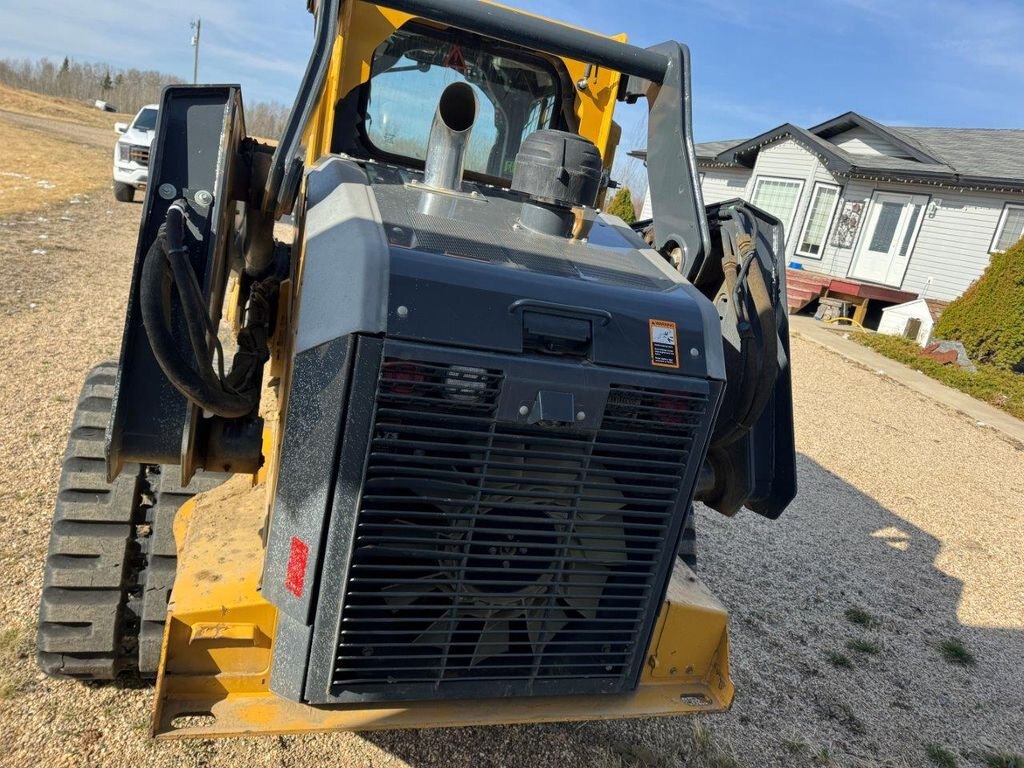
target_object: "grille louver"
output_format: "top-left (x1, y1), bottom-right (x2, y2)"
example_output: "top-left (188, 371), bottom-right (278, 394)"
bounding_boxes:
top-left (128, 146), bottom-right (150, 167)
top-left (331, 354), bottom-right (708, 699)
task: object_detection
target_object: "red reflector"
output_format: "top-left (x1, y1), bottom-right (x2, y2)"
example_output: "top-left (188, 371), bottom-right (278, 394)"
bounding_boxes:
top-left (285, 536), bottom-right (309, 597)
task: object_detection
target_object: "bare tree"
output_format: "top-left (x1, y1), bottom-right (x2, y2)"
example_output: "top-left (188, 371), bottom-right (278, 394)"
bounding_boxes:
top-left (0, 56), bottom-right (290, 140)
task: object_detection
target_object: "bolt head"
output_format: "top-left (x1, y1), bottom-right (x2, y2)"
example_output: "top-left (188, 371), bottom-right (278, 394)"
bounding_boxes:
top-left (194, 190), bottom-right (213, 206)
top-left (576, 411), bottom-right (586, 421)
top-left (158, 183), bottom-right (176, 200)
top-left (518, 404), bottom-right (529, 416)
top-left (396, 305), bottom-right (409, 319)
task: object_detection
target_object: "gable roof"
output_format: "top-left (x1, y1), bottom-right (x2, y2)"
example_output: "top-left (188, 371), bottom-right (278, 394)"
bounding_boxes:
top-left (691, 112), bottom-right (1024, 191)
top-left (809, 112), bottom-right (940, 164)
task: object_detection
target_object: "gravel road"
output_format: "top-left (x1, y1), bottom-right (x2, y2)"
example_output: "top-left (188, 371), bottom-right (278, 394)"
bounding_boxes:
top-left (0, 108), bottom-right (117, 150)
top-left (0, 194), bottom-right (1021, 768)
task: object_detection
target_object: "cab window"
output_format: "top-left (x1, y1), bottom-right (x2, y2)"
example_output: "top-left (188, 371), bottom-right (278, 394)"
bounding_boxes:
top-left (365, 26), bottom-right (561, 180)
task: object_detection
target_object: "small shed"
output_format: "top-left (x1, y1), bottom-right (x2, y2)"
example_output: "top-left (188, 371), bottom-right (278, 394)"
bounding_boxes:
top-left (878, 298), bottom-right (934, 346)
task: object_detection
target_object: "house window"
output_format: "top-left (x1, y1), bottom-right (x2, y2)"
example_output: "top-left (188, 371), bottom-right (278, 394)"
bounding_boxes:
top-left (795, 183), bottom-right (841, 258)
top-left (990, 203), bottom-right (1024, 253)
top-left (751, 176), bottom-right (804, 239)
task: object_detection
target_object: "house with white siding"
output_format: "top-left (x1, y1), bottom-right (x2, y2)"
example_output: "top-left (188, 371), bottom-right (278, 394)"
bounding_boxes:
top-left (636, 112), bottom-right (1024, 316)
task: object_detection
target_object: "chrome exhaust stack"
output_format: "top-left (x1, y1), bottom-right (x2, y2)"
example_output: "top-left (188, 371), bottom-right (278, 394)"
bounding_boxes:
top-left (423, 82), bottom-right (477, 192)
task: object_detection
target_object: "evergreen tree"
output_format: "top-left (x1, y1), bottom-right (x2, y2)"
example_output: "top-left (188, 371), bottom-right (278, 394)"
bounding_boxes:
top-left (101, 70), bottom-right (112, 93)
top-left (607, 187), bottom-right (637, 224)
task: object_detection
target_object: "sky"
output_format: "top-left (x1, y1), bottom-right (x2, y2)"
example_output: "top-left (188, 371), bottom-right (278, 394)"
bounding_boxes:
top-left (2, 0), bottom-right (1022, 163)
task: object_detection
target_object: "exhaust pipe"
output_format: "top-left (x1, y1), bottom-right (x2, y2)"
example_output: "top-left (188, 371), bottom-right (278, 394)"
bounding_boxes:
top-left (423, 82), bottom-right (477, 191)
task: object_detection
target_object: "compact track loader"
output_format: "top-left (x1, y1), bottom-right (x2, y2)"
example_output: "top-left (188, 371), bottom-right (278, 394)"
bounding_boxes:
top-left (37, 0), bottom-right (795, 738)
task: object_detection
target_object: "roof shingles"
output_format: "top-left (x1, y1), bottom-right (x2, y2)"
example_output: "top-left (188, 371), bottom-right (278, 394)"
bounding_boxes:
top-left (692, 113), bottom-right (1024, 187)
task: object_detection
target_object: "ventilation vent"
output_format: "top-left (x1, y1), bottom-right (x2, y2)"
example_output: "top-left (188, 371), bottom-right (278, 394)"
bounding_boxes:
top-left (331, 356), bottom-right (708, 700)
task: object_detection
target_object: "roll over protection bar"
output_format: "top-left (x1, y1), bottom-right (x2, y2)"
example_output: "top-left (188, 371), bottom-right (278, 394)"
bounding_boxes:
top-left (371, 0), bottom-right (671, 82)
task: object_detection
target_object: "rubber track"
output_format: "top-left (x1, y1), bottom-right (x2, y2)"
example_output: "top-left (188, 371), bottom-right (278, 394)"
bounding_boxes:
top-left (37, 362), bottom-right (225, 680)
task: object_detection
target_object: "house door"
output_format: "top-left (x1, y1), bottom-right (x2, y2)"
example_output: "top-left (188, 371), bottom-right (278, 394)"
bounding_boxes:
top-left (849, 192), bottom-right (927, 286)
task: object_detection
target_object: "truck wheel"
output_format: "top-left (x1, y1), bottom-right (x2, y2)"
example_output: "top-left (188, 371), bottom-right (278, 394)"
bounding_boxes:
top-left (113, 182), bottom-right (135, 203)
top-left (678, 504), bottom-right (697, 570)
top-left (37, 362), bottom-right (224, 680)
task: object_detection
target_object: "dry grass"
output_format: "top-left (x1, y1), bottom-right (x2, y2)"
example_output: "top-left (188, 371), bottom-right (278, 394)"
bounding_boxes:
top-left (0, 82), bottom-right (132, 128)
top-left (0, 625), bottom-right (32, 700)
top-left (0, 119), bottom-right (109, 215)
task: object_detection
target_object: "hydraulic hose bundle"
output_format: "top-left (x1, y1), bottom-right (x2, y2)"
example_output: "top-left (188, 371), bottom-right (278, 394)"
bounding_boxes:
top-left (711, 210), bottom-right (780, 448)
top-left (140, 200), bottom-right (270, 419)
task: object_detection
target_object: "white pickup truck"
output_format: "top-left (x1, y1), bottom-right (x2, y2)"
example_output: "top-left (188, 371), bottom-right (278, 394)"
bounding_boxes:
top-left (113, 104), bottom-right (158, 202)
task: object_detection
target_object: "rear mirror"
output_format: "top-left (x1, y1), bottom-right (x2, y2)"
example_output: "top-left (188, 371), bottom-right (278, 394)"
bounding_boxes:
top-left (114, 122), bottom-right (128, 135)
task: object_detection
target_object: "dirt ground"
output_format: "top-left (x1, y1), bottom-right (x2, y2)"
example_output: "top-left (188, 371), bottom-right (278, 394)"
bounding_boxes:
top-left (0, 83), bottom-right (133, 130)
top-left (0, 109), bottom-right (1021, 768)
top-left (0, 86), bottom-right (115, 216)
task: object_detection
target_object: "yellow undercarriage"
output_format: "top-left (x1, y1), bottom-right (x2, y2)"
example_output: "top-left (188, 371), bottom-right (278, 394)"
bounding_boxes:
top-left (153, 476), bottom-right (733, 739)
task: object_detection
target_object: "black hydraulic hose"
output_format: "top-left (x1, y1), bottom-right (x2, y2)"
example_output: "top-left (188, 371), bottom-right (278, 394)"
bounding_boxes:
top-left (714, 225), bottom-right (779, 447)
top-left (742, 257), bottom-right (779, 425)
top-left (712, 219), bottom-right (756, 447)
top-left (139, 202), bottom-right (256, 419)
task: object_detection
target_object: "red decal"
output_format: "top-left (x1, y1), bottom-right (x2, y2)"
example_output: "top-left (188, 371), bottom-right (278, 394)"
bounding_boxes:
top-left (285, 537), bottom-right (310, 597)
top-left (442, 44), bottom-right (466, 72)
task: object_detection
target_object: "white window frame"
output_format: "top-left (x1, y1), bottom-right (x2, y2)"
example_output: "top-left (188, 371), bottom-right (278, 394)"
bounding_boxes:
top-left (795, 182), bottom-right (842, 259)
top-left (989, 202), bottom-right (1024, 253)
top-left (750, 175), bottom-right (805, 241)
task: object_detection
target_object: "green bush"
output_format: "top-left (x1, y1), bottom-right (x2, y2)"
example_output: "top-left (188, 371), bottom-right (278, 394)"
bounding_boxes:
top-left (606, 187), bottom-right (637, 224)
top-left (854, 334), bottom-right (1024, 420)
top-left (932, 237), bottom-right (1024, 372)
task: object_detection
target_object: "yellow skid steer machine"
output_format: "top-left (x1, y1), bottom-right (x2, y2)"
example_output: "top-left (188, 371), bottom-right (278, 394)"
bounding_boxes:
top-left (37, 0), bottom-right (796, 738)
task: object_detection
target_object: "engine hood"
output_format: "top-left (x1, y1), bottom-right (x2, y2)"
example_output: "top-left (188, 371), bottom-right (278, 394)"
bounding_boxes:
top-left (120, 127), bottom-right (155, 147)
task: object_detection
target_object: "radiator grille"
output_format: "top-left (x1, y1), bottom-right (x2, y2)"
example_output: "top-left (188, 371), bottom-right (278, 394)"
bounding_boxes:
top-left (332, 356), bottom-right (708, 698)
top-left (128, 145), bottom-right (150, 166)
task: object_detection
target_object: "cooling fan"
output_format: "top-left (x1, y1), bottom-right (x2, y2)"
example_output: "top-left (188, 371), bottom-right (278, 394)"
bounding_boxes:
top-left (379, 456), bottom-right (628, 670)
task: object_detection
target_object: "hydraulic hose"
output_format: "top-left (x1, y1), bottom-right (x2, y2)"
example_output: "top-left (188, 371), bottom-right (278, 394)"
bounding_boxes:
top-left (712, 219), bottom-right (779, 448)
top-left (139, 201), bottom-right (258, 419)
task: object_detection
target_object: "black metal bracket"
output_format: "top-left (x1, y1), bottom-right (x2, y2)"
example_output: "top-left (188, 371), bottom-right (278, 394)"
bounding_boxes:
top-left (107, 85), bottom-right (248, 481)
top-left (626, 42), bottom-right (710, 283)
top-left (699, 200), bottom-right (797, 519)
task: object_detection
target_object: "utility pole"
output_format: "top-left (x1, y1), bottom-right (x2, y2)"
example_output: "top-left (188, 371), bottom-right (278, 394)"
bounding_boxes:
top-left (190, 18), bottom-right (201, 84)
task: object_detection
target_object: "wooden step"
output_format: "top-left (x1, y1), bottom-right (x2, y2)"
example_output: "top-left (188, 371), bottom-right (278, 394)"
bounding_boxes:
top-left (786, 268), bottom-right (828, 314)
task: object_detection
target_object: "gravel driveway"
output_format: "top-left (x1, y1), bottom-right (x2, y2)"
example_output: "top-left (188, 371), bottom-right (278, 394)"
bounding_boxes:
top-left (0, 194), bottom-right (1021, 768)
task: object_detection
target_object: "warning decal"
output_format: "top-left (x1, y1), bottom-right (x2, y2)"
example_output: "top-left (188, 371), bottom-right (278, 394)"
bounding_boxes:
top-left (649, 319), bottom-right (680, 368)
